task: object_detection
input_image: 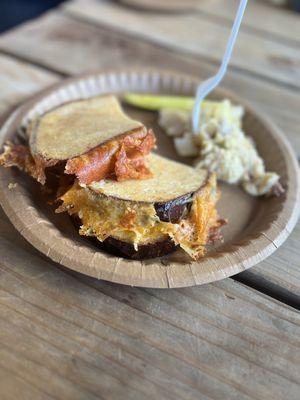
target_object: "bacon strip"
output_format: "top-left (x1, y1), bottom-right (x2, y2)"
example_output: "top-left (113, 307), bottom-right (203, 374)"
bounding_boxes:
top-left (0, 142), bottom-right (58, 185)
top-left (0, 129), bottom-right (156, 186)
top-left (65, 129), bottom-right (156, 185)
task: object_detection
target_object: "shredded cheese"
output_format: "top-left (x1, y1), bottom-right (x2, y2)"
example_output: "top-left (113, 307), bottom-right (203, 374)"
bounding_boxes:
top-left (57, 176), bottom-right (221, 259)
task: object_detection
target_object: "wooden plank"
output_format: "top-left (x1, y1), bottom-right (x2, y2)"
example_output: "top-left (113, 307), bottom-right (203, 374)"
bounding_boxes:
top-left (119, 0), bottom-right (300, 47)
top-left (194, 0), bottom-right (300, 46)
top-left (0, 12), bottom-right (299, 155)
top-left (237, 222), bottom-right (300, 302)
top-left (0, 54), bottom-right (58, 116)
top-left (63, 0), bottom-right (300, 89)
top-left (0, 12), bottom-right (299, 297)
top-left (0, 368), bottom-right (54, 400)
top-left (0, 318), bottom-right (163, 400)
top-left (0, 231), bottom-right (299, 400)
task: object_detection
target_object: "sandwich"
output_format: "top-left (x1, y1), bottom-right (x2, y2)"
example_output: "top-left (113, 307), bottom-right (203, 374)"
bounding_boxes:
top-left (0, 94), bottom-right (224, 260)
top-left (57, 153), bottom-right (223, 260)
top-left (0, 95), bottom-right (156, 185)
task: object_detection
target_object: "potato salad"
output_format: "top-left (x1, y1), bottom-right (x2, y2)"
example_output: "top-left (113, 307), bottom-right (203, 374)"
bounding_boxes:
top-left (159, 100), bottom-right (282, 196)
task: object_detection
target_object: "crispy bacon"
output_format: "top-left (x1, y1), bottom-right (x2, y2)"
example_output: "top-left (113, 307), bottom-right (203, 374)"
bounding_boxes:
top-left (0, 142), bottom-right (58, 185)
top-left (65, 140), bottom-right (119, 184)
top-left (119, 209), bottom-right (136, 229)
top-left (115, 144), bottom-right (152, 181)
top-left (65, 129), bottom-right (156, 185)
top-left (0, 129), bottom-right (156, 186)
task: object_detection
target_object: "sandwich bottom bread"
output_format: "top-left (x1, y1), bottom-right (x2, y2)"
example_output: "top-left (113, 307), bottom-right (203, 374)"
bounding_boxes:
top-left (57, 154), bottom-right (224, 260)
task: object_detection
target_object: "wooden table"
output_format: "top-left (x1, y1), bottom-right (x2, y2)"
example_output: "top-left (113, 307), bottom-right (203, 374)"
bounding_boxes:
top-left (0, 1), bottom-right (299, 399)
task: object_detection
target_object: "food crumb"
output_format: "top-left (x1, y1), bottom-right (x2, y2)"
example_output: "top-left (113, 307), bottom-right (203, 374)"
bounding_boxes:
top-left (8, 182), bottom-right (18, 190)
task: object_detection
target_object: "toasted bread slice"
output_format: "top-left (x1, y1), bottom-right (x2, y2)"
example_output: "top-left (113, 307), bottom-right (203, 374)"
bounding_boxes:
top-left (59, 154), bottom-right (222, 260)
top-left (72, 214), bottom-right (177, 260)
top-left (89, 153), bottom-right (208, 203)
top-left (29, 95), bottom-right (144, 160)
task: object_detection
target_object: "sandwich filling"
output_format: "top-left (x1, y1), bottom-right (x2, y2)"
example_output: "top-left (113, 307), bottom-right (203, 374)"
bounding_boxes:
top-left (0, 128), bottom-right (155, 185)
top-left (65, 128), bottom-right (155, 184)
top-left (0, 95), bottom-right (156, 185)
top-left (56, 174), bottom-right (223, 260)
top-left (0, 142), bottom-right (58, 184)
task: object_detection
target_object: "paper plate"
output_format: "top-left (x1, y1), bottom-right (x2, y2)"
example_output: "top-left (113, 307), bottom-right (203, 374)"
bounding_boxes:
top-left (0, 69), bottom-right (299, 288)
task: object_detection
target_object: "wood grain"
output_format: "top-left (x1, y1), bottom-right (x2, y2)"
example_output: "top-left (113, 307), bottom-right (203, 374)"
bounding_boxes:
top-left (0, 367), bottom-right (53, 400)
top-left (119, 0), bottom-right (300, 50)
top-left (238, 222), bottom-right (300, 299)
top-left (189, 0), bottom-right (300, 46)
top-left (63, 0), bottom-right (300, 89)
top-left (119, 0), bottom-right (198, 12)
top-left (0, 228), bottom-right (299, 399)
top-left (0, 54), bottom-right (58, 115)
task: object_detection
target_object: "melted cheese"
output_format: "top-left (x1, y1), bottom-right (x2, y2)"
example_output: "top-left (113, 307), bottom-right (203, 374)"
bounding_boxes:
top-left (58, 175), bottom-right (221, 259)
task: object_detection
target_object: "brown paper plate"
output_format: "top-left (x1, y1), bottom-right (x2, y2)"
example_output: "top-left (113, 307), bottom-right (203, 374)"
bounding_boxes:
top-left (0, 69), bottom-right (299, 288)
